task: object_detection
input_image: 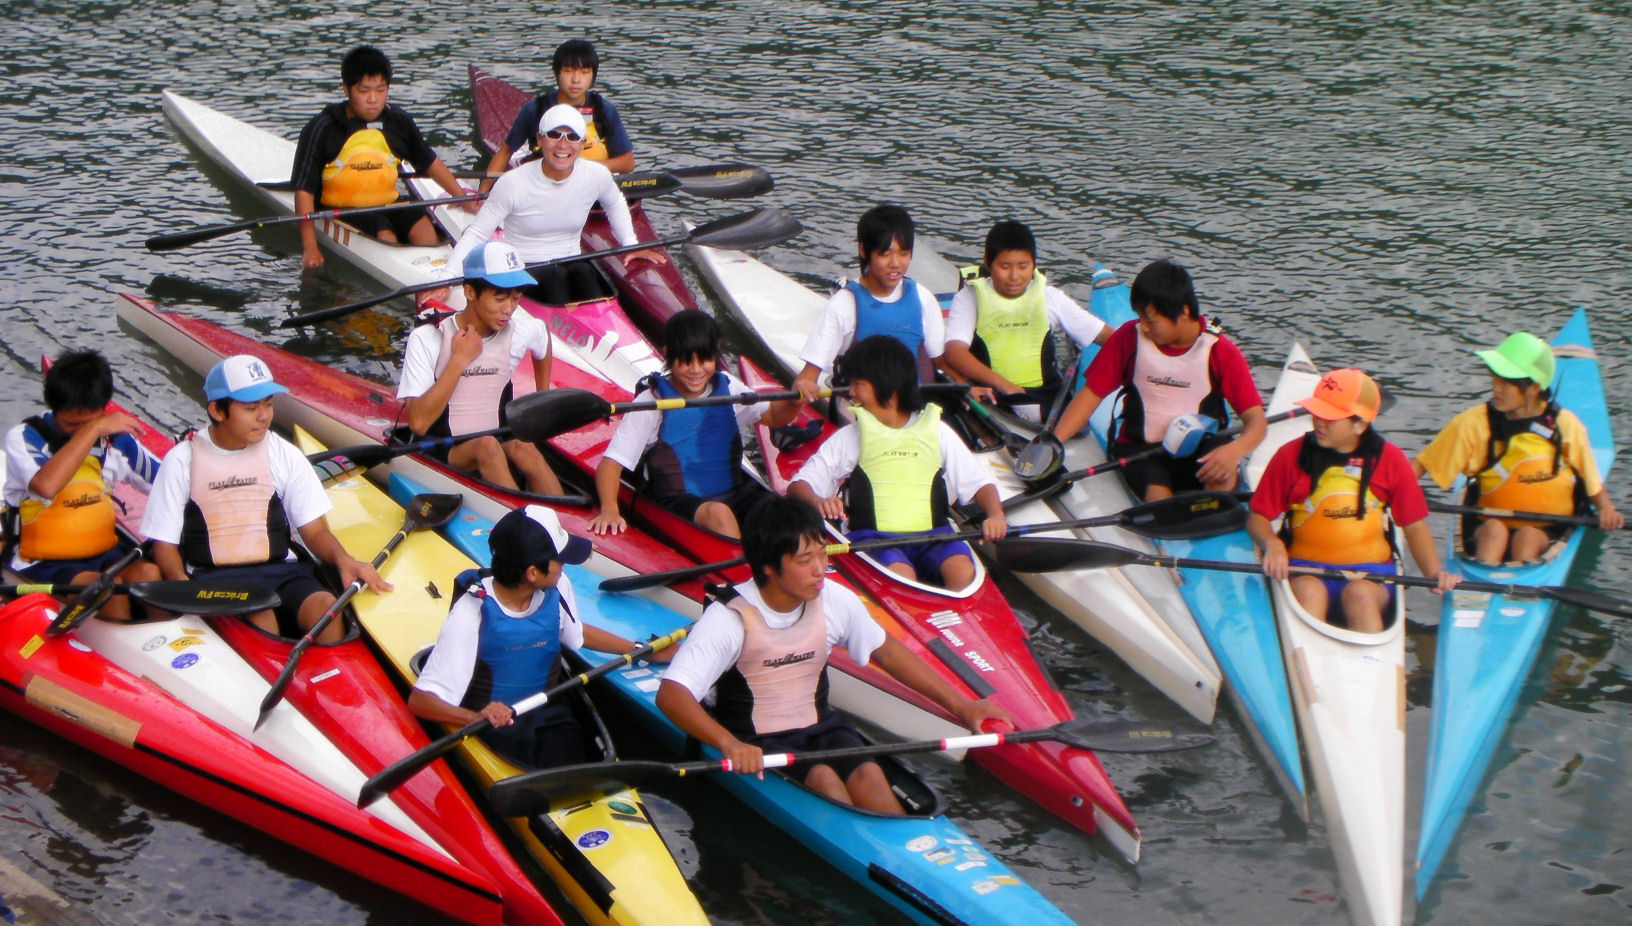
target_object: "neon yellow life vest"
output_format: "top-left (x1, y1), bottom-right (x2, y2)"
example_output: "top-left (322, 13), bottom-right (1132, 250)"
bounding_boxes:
top-left (850, 405), bottom-right (945, 534)
top-left (971, 273), bottom-right (1050, 388)
top-left (321, 128), bottom-right (401, 207)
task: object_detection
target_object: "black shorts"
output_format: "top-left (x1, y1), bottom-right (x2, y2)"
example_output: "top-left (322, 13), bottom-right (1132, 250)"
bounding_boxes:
top-left (1119, 433), bottom-right (1230, 498)
top-left (652, 480), bottom-right (771, 529)
top-left (744, 712), bottom-right (870, 782)
top-left (479, 700), bottom-right (592, 770)
top-left (192, 561), bottom-right (329, 638)
top-left (343, 204), bottom-right (429, 243)
top-left (526, 263), bottom-right (613, 305)
top-left (15, 542), bottom-right (138, 585)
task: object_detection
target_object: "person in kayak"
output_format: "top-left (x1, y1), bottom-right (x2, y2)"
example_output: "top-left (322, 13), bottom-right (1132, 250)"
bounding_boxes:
top-left (942, 220), bottom-right (1112, 412)
top-left (410, 504), bottom-right (664, 768)
top-left (1049, 258), bottom-right (1267, 500)
top-left (792, 205), bottom-right (946, 401)
top-left (450, 103), bottom-right (662, 306)
top-left (656, 494), bottom-right (1010, 809)
top-left (289, 45), bottom-right (475, 270)
top-left (479, 39), bottom-right (636, 183)
top-left (3, 350), bottom-right (165, 621)
top-left (1412, 331), bottom-right (1622, 564)
top-left (1247, 369), bottom-right (1458, 633)
top-left (397, 240), bottom-right (564, 496)
top-left (141, 355), bottom-right (391, 644)
top-left (787, 335), bottom-right (1007, 591)
top-left (589, 309), bottom-right (800, 539)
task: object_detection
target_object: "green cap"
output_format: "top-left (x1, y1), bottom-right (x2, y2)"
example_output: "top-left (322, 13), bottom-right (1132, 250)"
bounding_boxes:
top-left (1476, 332), bottom-right (1554, 388)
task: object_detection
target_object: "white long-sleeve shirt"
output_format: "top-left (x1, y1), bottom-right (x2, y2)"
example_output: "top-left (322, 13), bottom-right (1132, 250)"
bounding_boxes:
top-left (451, 159), bottom-right (637, 267)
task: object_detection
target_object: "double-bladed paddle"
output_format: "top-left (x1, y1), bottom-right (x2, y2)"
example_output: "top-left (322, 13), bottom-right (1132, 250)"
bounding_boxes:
top-left (598, 492), bottom-right (1247, 593)
top-left (23, 579), bottom-right (282, 633)
top-left (255, 493), bottom-right (464, 730)
top-left (487, 717), bottom-right (1213, 815)
top-left (1419, 499), bottom-right (1629, 531)
top-left (357, 627), bottom-right (689, 807)
top-left (146, 192), bottom-right (488, 252)
top-left (277, 206), bottom-right (804, 329)
top-left (452, 161), bottom-right (773, 198)
top-left (41, 544), bottom-right (143, 634)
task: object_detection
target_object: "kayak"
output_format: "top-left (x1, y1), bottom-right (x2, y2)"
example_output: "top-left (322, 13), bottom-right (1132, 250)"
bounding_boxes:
top-left (388, 469), bottom-right (1080, 926)
top-left (1415, 307), bottom-right (1613, 899)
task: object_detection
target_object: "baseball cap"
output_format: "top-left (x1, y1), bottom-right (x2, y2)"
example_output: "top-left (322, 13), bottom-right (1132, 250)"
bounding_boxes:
top-left (490, 504), bottom-right (592, 566)
top-left (1476, 332), bottom-right (1554, 388)
top-left (462, 240), bottom-right (536, 289)
top-left (204, 355), bottom-right (289, 403)
top-left (1296, 368), bottom-right (1381, 422)
top-left (538, 103), bottom-right (588, 139)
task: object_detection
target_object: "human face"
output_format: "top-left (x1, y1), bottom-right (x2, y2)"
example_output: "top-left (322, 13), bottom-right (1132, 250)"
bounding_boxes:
top-left (536, 127), bottom-right (584, 180)
top-left (555, 64), bottom-right (595, 104)
top-left (209, 397), bottom-right (274, 450)
top-left (525, 559), bottom-right (564, 591)
top-left (988, 249), bottom-right (1036, 299)
top-left (667, 353), bottom-right (718, 399)
top-left (1137, 303), bottom-right (1192, 349)
top-left (1488, 374), bottom-right (1544, 418)
top-left (53, 408), bottom-right (103, 436)
top-left (766, 535), bottom-right (829, 604)
top-left (462, 285), bottom-right (523, 335)
top-left (859, 238), bottom-right (912, 294)
top-left (847, 376), bottom-right (884, 414)
top-left (344, 75), bottom-right (390, 122)
top-left (1309, 414), bottom-right (1366, 453)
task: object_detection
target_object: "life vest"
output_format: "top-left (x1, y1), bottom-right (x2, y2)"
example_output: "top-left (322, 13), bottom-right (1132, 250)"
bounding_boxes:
top-left (1113, 327), bottom-right (1226, 444)
top-left (529, 92), bottom-right (612, 162)
top-left (710, 585), bottom-right (830, 738)
top-left (422, 313), bottom-right (516, 438)
top-left (320, 128), bottom-right (401, 208)
top-left (844, 406), bottom-right (948, 534)
top-left (1284, 432), bottom-right (1392, 565)
top-left (969, 273), bottom-right (1054, 389)
top-left (849, 279), bottom-right (936, 382)
top-left (640, 372), bottom-right (743, 499)
top-left (16, 415), bottom-right (119, 561)
top-left (1472, 400), bottom-right (1579, 528)
top-left (179, 434), bottom-right (289, 568)
top-left (451, 569), bottom-right (565, 708)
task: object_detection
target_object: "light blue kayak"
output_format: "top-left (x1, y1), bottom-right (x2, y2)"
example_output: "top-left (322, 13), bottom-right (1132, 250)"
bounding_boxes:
top-left (387, 473), bottom-right (1078, 926)
top-left (1415, 307), bottom-right (1613, 899)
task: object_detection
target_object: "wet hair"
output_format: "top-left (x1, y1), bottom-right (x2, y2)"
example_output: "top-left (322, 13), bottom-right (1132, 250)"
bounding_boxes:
top-left (660, 309), bottom-right (722, 368)
top-left (43, 349), bottom-right (113, 414)
top-left (553, 39), bottom-right (601, 79)
top-left (742, 495), bottom-right (826, 588)
top-left (1130, 259), bottom-right (1197, 323)
top-left (341, 45), bottom-right (393, 87)
top-left (833, 335), bottom-right (923, 413)
top-left (855, 204), bottom-right (914, 270)
top-left (489, 541), bottom-right (556, 586)
top-left (983, 220), bottom-right (1037, 267)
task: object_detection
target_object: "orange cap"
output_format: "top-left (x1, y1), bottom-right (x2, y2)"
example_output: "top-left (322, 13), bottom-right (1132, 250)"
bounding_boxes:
top-left (1295, 368), bottom-right (1381, 422)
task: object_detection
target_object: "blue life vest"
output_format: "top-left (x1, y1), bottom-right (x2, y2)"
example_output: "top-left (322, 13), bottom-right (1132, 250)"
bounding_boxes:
top-left (454, 568), bottom-right (564, 707)
top-left (850, 279), bottom-right (928, 372)
top-left (641, 372), bottom-right (743, 499)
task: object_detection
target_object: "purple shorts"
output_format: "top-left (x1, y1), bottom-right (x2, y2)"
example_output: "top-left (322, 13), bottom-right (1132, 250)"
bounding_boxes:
top-left (846, 525), bottom-right (973, 585)
top-left (1290, 558), bottom-right (1398, 626)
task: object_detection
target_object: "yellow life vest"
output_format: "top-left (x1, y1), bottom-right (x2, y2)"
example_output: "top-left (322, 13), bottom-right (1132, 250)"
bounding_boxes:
top-left (18, 454), bottom-right (119, 561)
top-left (971, 273), bottom-right (1051, 388)
top-left (1288, 458), bottom-right (1392, 565)
top-left (849, 405), bottom-right (946, 534)
top-left (321, 128), bottom-right (401, 207)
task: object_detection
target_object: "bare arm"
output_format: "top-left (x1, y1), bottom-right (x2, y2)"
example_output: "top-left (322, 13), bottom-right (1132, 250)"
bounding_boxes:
top-left (942, 341), bottom-right (1020, 394)
top-left (295, 189), bottom-right (323, 268)
top-left (408, 687), bottom-right (512, 728)
top-left (1246, 511), bottom-right (1291, 581)
top-left (868, 637), bottom-right (1011, 732)
top-left (403, 326), bottom-right (483, 435)
top-left (151, 541), bottom-right (187, 582)
top-left (599, 151), bottom-right (636, 175)
top-left (657, 679), bottom-right (764, 773)
top-left (1401, 519), bottom-right (1458, 593)
top-left (1050, 386), bottom-right (1105, 441)
top-left (27, 413), bottom-right (140, 499)
top-left (296, 518), bottom-right (392, 594)
top-left (588, 457), bottom-right (628, 535)
top-left (479, 146), bottom-right (510, 194)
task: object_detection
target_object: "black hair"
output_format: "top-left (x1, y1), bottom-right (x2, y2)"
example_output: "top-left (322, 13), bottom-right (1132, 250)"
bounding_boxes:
top-left (489, 541), bottom-right (556, 586)
top-left (833, 335), bottom-right (923, 413)
top-left (983, 220), bottom-right (1037, 267)
top-left (742, 495), bottom-right (827, 588)
top-left (44, 349), bottom-right (113, 414)
top-left (553, 39), bottom-right (601, 79)
top-left (660, 309), bottom-right (722, 368)
top-left (341, 45), bottom-right (393, 87)
top-left (206, 398), bottom-right (234, 420)
top-left (464, 277), bottom-right (526, 299)
top-left (1130, 259), bottom-right (1198, 323)
top-left (856, 204), bottom-right (914, 270)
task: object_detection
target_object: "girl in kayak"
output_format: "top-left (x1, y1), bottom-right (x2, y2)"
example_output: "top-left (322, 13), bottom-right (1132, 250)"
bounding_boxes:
top-left (589, 309), bottom-right (801, 539)
top-left (1247, 368), bottom-right (1458, 632)
top-left (1413, 331), bottom-right (1622, 564)
top-left (480, 39), bottom-right (636, 181)
top-left (792, 205), bottom-right (946, 401)
top-left (788, 335), bottom-right (1007, 591)
top-left (656, 494), bottom-right (1008, 808)
top-left (943, 219), bottom-right (1111, 412)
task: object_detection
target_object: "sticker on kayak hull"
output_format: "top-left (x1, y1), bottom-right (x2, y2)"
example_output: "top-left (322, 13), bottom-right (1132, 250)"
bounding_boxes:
top-left (576, 829), bottom-right (611, 850)
top-left (142, 635), bottom-right (167, 652)
top-left (171, 653), bottom-right (199, 670)
top-left (906, 835), bottom-right (937, 853)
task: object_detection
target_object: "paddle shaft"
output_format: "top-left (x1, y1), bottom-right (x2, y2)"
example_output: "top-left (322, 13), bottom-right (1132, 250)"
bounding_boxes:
top-left (1423, 499), bottom-right (1624, 530)
top-left (43, 544), bottom-right (144, 635)
top-left (146, 193), bottom-right (485, 251)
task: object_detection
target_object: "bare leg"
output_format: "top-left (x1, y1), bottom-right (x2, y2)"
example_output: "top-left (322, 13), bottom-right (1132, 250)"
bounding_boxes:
top-left (450, 436), bottom-right (519, 490)
top-left (1338, 580), bottom-right (1391, 634)
top-left (693, 500), bottom-right (742, 540)
top-left (1290, 574), bottom-right (1331, 623)
top-left (802, 764), bottom-right (853, 805)
top-left (1472, 518), bottom-right (1512, 565)
top-left (503, 439), bottom-right (562, 495)
top-left (297, 591), bottom-right (344, 645)
top-left (1507, 525), bottom-right (1552, 563)
top-left (844, 761), bottom-right (906, 815)
top-left (938, 553), bottom-right (977, 592)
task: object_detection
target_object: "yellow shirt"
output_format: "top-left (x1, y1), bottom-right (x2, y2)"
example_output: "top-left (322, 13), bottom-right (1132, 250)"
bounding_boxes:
top-left (1415, 404), bottom-right (1603, 497)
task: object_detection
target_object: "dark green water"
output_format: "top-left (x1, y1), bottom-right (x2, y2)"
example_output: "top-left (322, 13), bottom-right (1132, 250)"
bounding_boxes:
top-left (0, 1), bottom-right (1627, 923)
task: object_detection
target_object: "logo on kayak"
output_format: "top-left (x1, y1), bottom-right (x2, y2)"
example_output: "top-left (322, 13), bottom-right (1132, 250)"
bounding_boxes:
top-left (143, 635), bottom-right (168, 652)
top-left (576, 829), bottom-right (612, 850)
top-left (609, 800), bottom-right (638, 815)
top-left (67, 639), bottom-right (92, 654)
top-left (170, 635), bottom-right (205, 652)
top-left (906, 835), bottom-right (937, 854)
top-left (171, 653), bottom-right (199, 670)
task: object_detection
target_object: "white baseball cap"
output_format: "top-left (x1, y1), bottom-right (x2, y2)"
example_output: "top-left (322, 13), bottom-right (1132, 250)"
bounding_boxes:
top-left (462, 240), bottom-right (535, 289)
top-left (204, 355), bottom-right (289, 403)
top-left (538, 103), bottom-right (588, 139)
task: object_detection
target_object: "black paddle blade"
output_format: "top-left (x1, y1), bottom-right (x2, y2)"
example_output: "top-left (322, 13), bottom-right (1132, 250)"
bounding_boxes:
top-left (672, 163), bottom-right (774, 199)
top-left (618, 171), bottom-right (683, 202)
top-left (688, 207), bottom-right (802, 251)
top-left (403, 493), bottom-right (464, 530)
top-left (1122, 491), bottom-right (1247, 541)
top-left (146, 223), bottom-right (244, 252)
top-left (506, 388), bottom-right (614, 442)
top-left (1545, 585), bottom-right (1632, 619)
top-left (991, 537), bottom-right (1147, 573)
top-left (128, 581), bottom-right (281, 617)
top-left (1012, 433), bottom-right (1064, 482)
top-left (1052, 719), bottom-right (1215, 754)
top-left (491, 762), bottom-right (678, 815)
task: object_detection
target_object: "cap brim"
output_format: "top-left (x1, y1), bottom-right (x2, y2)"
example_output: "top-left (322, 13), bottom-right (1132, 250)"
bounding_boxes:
top-left (478, 269), bottom-right (536, 290)
top-left (1294, 395), bottom-right (1354, 421)
top-left (1475, 348), bottom-right (1530, 381)
top-left (558, 534), bottom-right (592, 565)
top-left (220, 382), bottom-right (289, 403)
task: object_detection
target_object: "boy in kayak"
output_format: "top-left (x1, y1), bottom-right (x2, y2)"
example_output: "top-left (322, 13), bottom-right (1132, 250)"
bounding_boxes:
top-left (141, 355), bottom-right (391, 643)
top-left (3, 350), bottom-right (164, 621)
top-left (410, 505), bottom-right (663, 768)
top-left (657, 494), bottom-right (1009, 809)
top-left (1413, 331), bottom-right (1622, 564)
top-left (792, 205), bottom-right (946, 401)
top-left (788, 336), bottom-right (1007, 591)
top-left (1049, 259), bottom-right (1267, 500)
top-left (480, 39), bottom-right (636, 183)
top-left (589, 309), bottom-right (800, 539)
top-left (1247, 369), bottom-right (1457, 632)
top-left (943, 220), bottom-right (1111, 411)
top-left (397, 240), bottom-right (564, 496)
top-left (290, 44), bottom-right (474, 269)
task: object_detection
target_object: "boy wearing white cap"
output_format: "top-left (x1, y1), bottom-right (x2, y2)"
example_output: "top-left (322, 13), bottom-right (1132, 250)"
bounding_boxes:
top-left (480, 39), bottom-right (636, 182)
top-left (141, 355), bottom-right (390, 643)
top-left (397, 240), bottom-right (563, 496)
top-left (410, 505), bottom-right (665, 767)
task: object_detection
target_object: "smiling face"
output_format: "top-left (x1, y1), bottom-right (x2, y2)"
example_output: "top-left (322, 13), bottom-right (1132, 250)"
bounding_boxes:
top-left (667, 352), bottom-right (718, 399)
top-left (988, 248), bottom-right (1036, 299)
top-left (344, 75), bottom-right (389, 122)
top-left (859, 237), bottom-right (912, 295)
top-left (208, 397), bottom-right (275, 450)
top-left (536, 127), bottom-right (584, 180)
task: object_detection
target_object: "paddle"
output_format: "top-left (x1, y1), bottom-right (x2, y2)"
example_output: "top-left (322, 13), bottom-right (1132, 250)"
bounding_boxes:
top-left (145, 193), bottom-right (487, 251)
top-left (988, 537), bottom-right (1632, 619)
top-left (41, 544), bottom-right (143, 634)
top-left (1007, 375), bottom-right (1077, 482)
top-left (598, 492), bottom-right (1247, 593)
top-left (277, 206), bottom-right (804, 329)
top-left (1420, 499), bottom-right (1629, 531)
top-left (20, 580), bottom-right (282, 632)
top-left (357, 627), bottom-right (689, 807)
top-left (254, 168), bottom-right (683, 201)
top-left (488, 717), bottom-right (1213, 814)
top-left (443, 163), bottom-right (771, 199)
top-left (255, 493), bottom-right (464, 729)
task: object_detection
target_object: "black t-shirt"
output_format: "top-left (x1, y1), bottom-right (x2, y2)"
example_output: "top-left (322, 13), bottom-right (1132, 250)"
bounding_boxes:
top-left (289, 101), bottom-right (440, 201)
